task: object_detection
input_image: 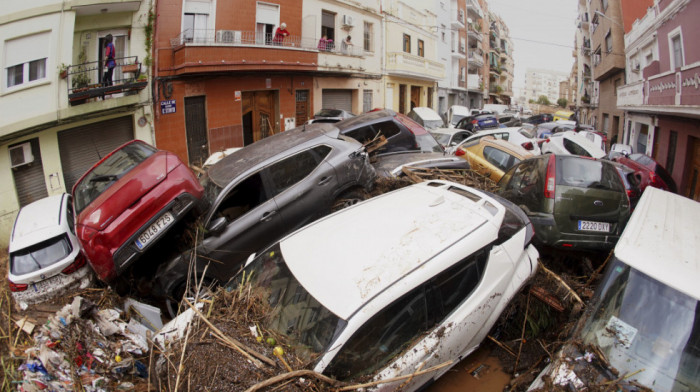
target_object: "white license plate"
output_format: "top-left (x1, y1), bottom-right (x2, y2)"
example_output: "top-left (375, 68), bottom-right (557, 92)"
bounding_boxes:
top-left (578, 220), bottom-right (610, 232)
top-left (135, 212), bottom-right (174, 250)
top-left (32, 274), bottom-right (68, 292)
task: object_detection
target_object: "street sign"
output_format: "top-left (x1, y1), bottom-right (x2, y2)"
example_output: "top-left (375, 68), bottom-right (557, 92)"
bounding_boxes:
top-left (160, 100), bottom-right (176, 114)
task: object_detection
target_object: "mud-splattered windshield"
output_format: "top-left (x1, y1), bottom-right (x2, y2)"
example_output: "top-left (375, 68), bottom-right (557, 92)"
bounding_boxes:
top-left (230, 244), bottom-right (346, 362)
top-left (579, 259), bottom-right (700, 391)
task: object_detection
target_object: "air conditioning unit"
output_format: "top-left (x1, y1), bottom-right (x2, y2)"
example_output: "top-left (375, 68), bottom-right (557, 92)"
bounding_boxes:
top-left (9, 142), bottom-right (34, 168)
top-left (216, 30), bottom-right (241, 43)
top-left (342, 15), bottom-right (354, 27)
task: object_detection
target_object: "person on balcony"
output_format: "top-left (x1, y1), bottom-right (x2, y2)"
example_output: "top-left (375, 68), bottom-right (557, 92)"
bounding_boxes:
top-left (103, 34), bottom-right (116, 87)
top-left (318, 35), bottom-right (333, 51)
top-left (341, 35), bottom-right (353, 54)
top-left (272, 23), bottom-right (289, 45)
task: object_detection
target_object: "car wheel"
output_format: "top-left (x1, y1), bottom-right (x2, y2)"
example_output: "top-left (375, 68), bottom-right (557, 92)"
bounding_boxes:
top-left (165, 277), bottom-right (216, 318)
top-left (331, 189), bottom-right (367, 212)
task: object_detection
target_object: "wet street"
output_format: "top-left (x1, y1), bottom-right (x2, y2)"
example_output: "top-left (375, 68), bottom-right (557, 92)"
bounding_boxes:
top-left (428, 346), bottom-right (511, 392)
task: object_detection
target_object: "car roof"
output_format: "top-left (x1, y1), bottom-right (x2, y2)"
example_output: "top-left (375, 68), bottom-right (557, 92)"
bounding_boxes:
top-left (410, 107), bottom-right (442, 120)
top-left (279, 181), bottom-right (502, 320)
top-left (556, 131), bottom-right (606, 158)
top-left (334, 109), bottom-right (397, 131)
top-left (614, 187), bottom-right (700, 300)
top-left (10, 193), bottom-right (68, 252)
top-left (450, 105), bottom-right (470, 115)
top-left (476, 137), bottom-right (533, 158)
top-left (207, 123), bottom-right (344, 187)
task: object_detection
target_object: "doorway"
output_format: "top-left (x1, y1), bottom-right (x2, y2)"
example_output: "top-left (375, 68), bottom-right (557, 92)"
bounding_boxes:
top-left (295, 90), bottom-right (309, 126)
top-left (242, 90), bottom-right (277, 145)
top-left (686, 137), bottom-right (700, 201)
top-left (411, 86), bottom-right (421, 111)
top-left (185, 96), bottom-right (208, 167)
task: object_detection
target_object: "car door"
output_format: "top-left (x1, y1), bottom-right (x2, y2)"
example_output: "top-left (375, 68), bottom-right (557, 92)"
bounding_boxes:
top-left (554, 157), bottom-right (629, 237)
top-left (268, 145), bottom-right (339, 233)
top-left (200, 170), bottom-right (285, 272)
top-left (482, 145), bottom-right (521, 182)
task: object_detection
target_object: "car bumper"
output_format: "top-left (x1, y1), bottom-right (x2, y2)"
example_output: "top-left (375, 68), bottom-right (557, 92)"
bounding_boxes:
top-left (529, 214), bottom-right (619, 250)
top-left (11, 266), bottom-right (93, 306)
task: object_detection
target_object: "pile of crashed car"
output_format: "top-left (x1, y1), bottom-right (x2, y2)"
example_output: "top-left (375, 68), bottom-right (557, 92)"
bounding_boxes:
top-left (6, 107), bottom-right (698, 391)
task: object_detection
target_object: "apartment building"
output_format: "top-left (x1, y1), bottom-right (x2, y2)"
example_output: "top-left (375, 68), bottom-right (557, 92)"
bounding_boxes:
top-left (486, 12), bottom-right (514, 105)
top-left (435, 0), bottom-right (469, 116)
top-left (0, 1), bottom-right (153, 247)
top-left (617, 0), bottom-right (700, 200)
top-left (523, 68), bottom-right (569, 104)
top-left (382, 0), bottom-right (443, 114)
top-left (151, 0), bottom-right (383, 167)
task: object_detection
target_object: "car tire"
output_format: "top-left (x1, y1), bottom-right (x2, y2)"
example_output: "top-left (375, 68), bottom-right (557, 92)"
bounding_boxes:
top-left (165, 277), bottom-right (216, 318)
top-left (331, 189), bottom-right (367, 212)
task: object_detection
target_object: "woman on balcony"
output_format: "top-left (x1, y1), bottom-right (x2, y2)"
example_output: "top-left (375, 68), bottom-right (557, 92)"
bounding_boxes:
top-left (272, 23), bottom-right (289, 46)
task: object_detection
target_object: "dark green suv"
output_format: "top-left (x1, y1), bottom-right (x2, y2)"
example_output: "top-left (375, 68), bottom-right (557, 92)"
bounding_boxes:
top-left (497, 155), bottom-right (631, 250)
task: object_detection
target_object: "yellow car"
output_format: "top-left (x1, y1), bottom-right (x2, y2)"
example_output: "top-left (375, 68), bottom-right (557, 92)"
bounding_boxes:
top-left (553, 110), bottom-right (575, 122)
top-left (456, 137), bottom-right (534, 182)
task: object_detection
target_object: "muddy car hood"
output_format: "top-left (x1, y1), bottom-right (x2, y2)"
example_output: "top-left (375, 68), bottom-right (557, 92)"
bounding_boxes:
top-left (373, 152), bottom-right (470, 177)
top-left (77, 152), bottom-right (170, 231)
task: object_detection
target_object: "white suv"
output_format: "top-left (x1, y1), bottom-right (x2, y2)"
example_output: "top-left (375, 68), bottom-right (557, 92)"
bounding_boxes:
top-left (8, 194), bottom-right (93, 306)
top-left (222, 180), bottom-right (538, 389)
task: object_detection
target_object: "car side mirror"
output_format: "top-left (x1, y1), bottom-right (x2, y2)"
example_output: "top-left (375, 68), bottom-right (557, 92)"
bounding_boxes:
top-left (207, 216), bottom-right (227, 236)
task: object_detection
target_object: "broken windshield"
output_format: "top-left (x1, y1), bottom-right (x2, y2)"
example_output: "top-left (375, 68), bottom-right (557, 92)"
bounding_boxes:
top-left (231, 244), bottom-right (347, 363)
top-left (579, 259), bottom-right (700, 391)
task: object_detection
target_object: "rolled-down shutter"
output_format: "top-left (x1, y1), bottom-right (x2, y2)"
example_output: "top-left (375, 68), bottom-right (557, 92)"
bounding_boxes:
top-left (12, 138), bottom-right (48, 207)
top-left (322, 89), bottom-right (352, 112)
top-left (58, 116), bottom-right (134, 192)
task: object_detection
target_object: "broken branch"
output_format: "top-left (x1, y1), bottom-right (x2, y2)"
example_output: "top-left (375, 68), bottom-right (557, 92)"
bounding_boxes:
top-left (538, 260), bottom-right (584, 305)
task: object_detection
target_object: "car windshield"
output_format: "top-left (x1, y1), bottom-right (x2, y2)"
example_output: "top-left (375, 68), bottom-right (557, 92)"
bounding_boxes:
top-left (10, 234), bottom-right (72, 275)
top-left (579, 259), bottom-right (700, 391)
top-left (415, 133), bottom-right (446, 153)
top-left (229, 243), bottom-right (346, 363)
top-left (73, 142), bottom-right (156, 213)
top-left (450, 115), bottom-right (467, 126)
top-left (431, 132), bottom-right (452, 145)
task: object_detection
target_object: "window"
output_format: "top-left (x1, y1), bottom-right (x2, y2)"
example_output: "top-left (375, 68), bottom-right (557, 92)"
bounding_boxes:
top-left (671, 34), bottom-right (684, 69)
top-left (667, 131), bottom-right (677, 174)
top-left (267, 146), bottom-right (331, 196)
top-left (563, 138), bottom-right (592, 157)
top-left (363, 90), bottom-right (373, 113)
top-left (602, 0), bottom-right (608, 10)
top-left (484, 146), bottom-right (518, 172)
top-left (214, 172), bottom-right (268, 223)
top-left (183, 13), bottom-right (208, 43)
top-left (417, 39), bottom-right (424, 57)
top-left (4, 32), bottom-right (49, 89)
top-left (321, 11), bottom-right (336, 43)
top-left (403, 34), bottom-right (411, 53)
top-left (363, 22), bottom-right (372, 52)
top-left (603, 113), bottom-right (610, 132)
top-left (256, 2), bottom-right (280, 44)
top-left (325, 246), bottom-right (489, 380)
top-left (605, 31), bottom-right (612, 53)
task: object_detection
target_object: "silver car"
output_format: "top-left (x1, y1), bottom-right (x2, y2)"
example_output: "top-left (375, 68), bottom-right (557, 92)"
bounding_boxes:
top-left (154, 123), bottom-right (376, 315)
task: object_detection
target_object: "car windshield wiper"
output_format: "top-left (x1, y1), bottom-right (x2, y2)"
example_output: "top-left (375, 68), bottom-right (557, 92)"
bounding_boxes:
top-left (89, 174), bottom-right (118, 183)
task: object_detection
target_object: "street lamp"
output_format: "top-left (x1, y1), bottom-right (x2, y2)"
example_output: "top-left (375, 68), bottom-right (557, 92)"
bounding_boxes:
top-left (594, 10), bottom-right (623, 28)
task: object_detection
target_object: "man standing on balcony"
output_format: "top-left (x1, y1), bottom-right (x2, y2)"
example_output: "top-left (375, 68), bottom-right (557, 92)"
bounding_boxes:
top-left (273, 23), bottom-right (289, 45)
top-left (103, 34), bottom-right (116, 87)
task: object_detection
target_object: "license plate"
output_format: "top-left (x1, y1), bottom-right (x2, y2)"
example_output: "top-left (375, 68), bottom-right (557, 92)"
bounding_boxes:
top-left (32, 274), bottom-right (68, 292)
top-left (135, 212), bottom-right (174, 250)
top-left (578, 220), bottom-right (610, 232)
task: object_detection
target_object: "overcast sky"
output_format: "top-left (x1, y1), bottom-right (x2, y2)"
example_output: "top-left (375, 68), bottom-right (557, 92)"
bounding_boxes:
top-left (486, 0), bottom-right (578, 97)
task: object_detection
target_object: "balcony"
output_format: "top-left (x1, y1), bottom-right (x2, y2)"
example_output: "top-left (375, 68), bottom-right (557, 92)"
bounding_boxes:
top-left (163, 29), bottom-right (322, 76)
top-left (579, 13), bottom-right (589, 29)
top-left (64, 56), bottom-right (147, 106)
top-left (467, 51), bottom-right (484, 68)
top-left (467, 23), bottom-right (483, 43)
top-left (467, 0), bottom-right (484, 19)
top-left (617, 81), bottom-right (644, 107)
top-left (386, 52), bottom-right (444, 80)
top-left (452, 10), bottom-right (466, 29)
top-left (467, 73), bottom-right (482, 92)
top-left (489, 84), bottom-right (503, 95)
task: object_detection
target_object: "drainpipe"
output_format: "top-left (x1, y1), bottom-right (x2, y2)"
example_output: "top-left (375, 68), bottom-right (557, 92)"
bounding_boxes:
top-left (380, 0), bottom-right (386, 109)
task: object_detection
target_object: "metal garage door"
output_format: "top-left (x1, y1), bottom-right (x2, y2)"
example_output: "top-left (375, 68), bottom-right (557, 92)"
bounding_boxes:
top-left (322, 89), bottom-right (352, 112)
top-left (11, 138), bottom-right (48, 207)
top-left (58, 116), bottom-right (134, 192)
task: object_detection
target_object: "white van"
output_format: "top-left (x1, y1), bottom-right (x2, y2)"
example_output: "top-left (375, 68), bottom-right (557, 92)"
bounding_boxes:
top-left (482, 104), bottom-right (509, 115)
top-left (529, 186), bottom-right (700, 391)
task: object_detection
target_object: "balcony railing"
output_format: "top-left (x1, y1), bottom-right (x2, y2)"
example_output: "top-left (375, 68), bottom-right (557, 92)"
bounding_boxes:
top-left (64, 56), bottom-right (147, 105)
top-left (169, 29), bottom-right (364, 57)
top-left (467, 51), bottom-right (484, 67)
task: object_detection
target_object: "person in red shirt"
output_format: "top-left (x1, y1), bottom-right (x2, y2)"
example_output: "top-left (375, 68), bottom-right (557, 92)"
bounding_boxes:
top-left (272, 23), bottom-right (289, 45)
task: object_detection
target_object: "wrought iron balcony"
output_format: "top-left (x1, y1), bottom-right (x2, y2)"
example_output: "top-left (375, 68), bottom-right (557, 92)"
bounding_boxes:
top-left (64, 56), bottom-right (146, 106)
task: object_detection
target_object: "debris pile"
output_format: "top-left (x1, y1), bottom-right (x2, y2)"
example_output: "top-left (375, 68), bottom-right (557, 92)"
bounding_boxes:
top-left (14, 296), bottom-right (152, 391)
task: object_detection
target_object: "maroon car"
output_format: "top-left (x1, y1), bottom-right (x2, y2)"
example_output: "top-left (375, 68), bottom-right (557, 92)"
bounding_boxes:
top-left (72, 140), bottom-right (204, 282)
top-left (613, 153), bottom-right (677, 194)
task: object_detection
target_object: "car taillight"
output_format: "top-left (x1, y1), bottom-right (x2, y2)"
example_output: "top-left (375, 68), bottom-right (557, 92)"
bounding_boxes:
top-left (62, 252), bottom-right (87, 275)
top-left (455, 148), bottom-right (465, 156)
top-left (521, 141), bottom-right (534, 150)
top-left (472, 119), bottom-right (478, 124)
top-left (648, 172), bottom-right (666, 190)
top-left (544, 155), bottom-right (556, 199)
top-left (8, 279), bottom-right (27, 292)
